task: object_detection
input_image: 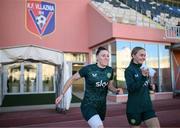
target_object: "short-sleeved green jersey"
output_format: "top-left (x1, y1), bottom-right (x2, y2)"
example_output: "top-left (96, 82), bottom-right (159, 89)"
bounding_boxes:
top-left (79, 64), bottom-right (113, 121)
top-left (79, 64), bottom-right (113, 103)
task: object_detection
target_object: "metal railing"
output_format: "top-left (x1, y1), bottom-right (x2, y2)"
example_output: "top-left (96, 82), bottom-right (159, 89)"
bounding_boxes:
top-left (165, 25), bottom-right (180, 39)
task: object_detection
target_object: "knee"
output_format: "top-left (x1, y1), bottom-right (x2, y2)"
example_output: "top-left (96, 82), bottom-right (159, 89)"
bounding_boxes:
top-left (88, 114), bottom-right (104, 128)
top-left (97, 124), bottom-right (104, 128)
top-left (145, 117), bottom-right (160, 128)
top-left (89, 123), bottom-right (104, 128)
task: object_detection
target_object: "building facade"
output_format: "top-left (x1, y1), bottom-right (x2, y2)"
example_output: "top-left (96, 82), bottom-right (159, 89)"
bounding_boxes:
top-left (0, 0), bottom-right (179, 107)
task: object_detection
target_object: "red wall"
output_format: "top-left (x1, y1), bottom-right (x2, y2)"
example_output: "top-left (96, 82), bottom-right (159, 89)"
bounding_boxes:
top-left (0, 0), bottom-right (90, 53)
top-left (0, 0), bottom-right (178, 52)
top-left (113, 23), bottom-right (166, 43)
top-left (87, 4), bottom-right (179, 47)
top-left (88, 3), bottom-right (113, 47)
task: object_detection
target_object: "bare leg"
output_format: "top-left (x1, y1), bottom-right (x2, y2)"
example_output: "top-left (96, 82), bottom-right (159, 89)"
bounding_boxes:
top-left (131, 126), bottom-right (140, 128)
top-left (144, 117), bottom-right (160, 128)
top-left (88, 114), bottom-right (104, 128)
top-left (97, 125), bottom-right (104, 128)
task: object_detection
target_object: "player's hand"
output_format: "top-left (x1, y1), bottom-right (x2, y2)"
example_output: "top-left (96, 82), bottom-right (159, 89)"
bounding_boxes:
top-left (150, 84), bottom-right (156, 91)
top-left (55, 94), bottom-right (63, 105)
top-left (116, 88), bottom-right (123, 95)
top-left (141, 68), bottom-right (149, 77)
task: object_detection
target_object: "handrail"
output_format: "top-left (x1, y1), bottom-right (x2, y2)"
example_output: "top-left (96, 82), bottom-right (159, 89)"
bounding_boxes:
top-left (165, 25), bottom-right (180, 39)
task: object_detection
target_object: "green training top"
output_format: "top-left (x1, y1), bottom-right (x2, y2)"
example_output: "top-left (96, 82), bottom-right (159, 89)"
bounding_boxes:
top-left (125, 62), bottom-right (153, 113)
top-left (79, 64), bottom-right (113, 104)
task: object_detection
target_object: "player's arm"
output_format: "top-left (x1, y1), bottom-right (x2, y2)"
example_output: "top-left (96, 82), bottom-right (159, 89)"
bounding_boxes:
top-left (125, 68), bottom-right (148, 93)
top-left (108, 80), bottom-right (123, 94)
top-left (55, 72), bottom-right (81, 104)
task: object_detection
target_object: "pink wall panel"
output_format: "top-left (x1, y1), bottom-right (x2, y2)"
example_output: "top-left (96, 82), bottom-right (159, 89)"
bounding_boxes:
top-left (87, 3), bottom-right (176, 47)
top-left (113, 23), bottom-right (168, 43)
top-left (88, 3), bottom-right (113, 48)
top-left (0, 0), bottom-right (90, 53)
top-left (0, 0), bottom-right (178, 52)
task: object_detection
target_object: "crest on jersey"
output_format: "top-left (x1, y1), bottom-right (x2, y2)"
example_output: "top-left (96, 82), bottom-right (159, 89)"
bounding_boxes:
top-left (25, 0), bottom-right (55, 38)
top-left (131, 119), bottom-right (136, 124)
top-left (107, 73), bottom-right (111, 79)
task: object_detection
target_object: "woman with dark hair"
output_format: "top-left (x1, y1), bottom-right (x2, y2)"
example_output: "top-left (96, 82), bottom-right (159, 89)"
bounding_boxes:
top-left (124, 47), bottom-right (160, 128)
top-left (56, 47), bottom-right (123, 128)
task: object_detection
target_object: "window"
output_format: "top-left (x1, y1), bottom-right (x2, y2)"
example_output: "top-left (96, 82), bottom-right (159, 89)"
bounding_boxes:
top-left (116, 42), bottom-right (131, 93)
top-left (3, 62), bottom-right (55, 94)
top-left (115, 40), bottom-right (171, 93)
top-left (145, 44), bottom-right (159, 92)
top-left (92, 49), bottom-right (97, 64)
top-left (42, 64), bottom-right (55, 92)
top-left (64, 53), bottom-right (87, 63)
top-left (24, 63), bottom-right (37, 93)
top-left (6, 63), bottom-right (21, 93)
top-left (159, 44), bottom-right (171, 91)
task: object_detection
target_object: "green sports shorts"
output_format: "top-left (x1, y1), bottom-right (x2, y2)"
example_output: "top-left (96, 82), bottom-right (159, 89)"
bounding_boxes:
top-left (126, 109), bottom-right (156, 126)
top-left (80, 101), bottom-right (106, 121)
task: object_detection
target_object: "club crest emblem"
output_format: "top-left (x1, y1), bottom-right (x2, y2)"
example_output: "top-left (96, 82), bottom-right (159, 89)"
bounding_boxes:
top-left (107, 73), bottom-right (111, 78)
top-left (25, 0), bottom-right (55, 38)
top-left (131, 119), bottom-right (136, 124)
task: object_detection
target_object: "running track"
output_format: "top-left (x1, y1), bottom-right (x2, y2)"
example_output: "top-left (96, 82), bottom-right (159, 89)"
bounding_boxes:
top-left (0, 97), bottom-right (180, 127)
